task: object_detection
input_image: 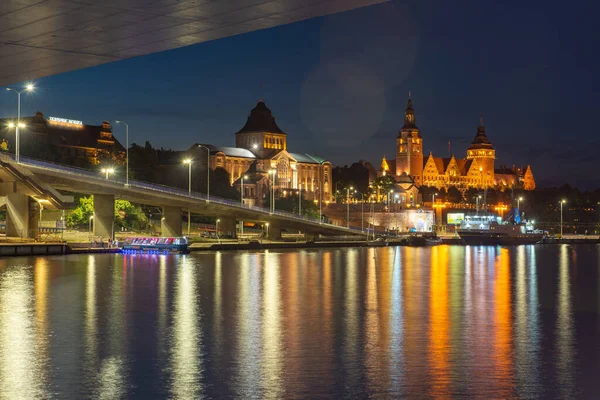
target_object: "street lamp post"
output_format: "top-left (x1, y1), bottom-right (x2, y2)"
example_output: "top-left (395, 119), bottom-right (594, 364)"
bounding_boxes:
top-left (183, 159), bottom-right (192, 235)
top-left (560, 199), bottom-right (566, 237)
top-left (517, 196), bottom-right (523, 210)
top-left (346, 186), bottom-right (354, 229)
top-left (268, 169), bottom-right (276, 213)
top-left (355, 190), bottom-right (364, 232)
top-left (265, 222), bottom-right (270, 241)
top-left (197, 145), bottom-right (210, 201)
top-left (89, 215), bottom-right (94, 238)
top-left (476, 195), bottom-right (482, 215)
top-left (216, 219), bottom-right (221, 243)
top-left (6, 83), bottom-right (34, 163)
top-left (115, 121), bottom-right (129, 186)
top-left (298, 183), bottom-right (302, 216)
top-left (101, 168), bottom-right (115, 180)
top-left (241, 175), bottom-right (247, 236)
top-left (318, 160), bottom-right (326, 224)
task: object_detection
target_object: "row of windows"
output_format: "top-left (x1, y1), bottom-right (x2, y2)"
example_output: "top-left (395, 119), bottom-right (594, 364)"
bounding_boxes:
top-left (468, 150), bottom-right (494, 156)
top-left (265, 135), bottom-right (285, 149)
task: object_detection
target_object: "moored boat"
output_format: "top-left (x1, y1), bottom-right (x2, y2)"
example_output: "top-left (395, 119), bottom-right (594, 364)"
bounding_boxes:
top-left (424, 235), bottom-right (442, 245)
top-left (457, 213), bottom-right (544, 246)
top-left (408, 233), bottom-right (442, 246)
top-left (367, 237), bottom-right (388, 247)
top-left (122, 237), bottom-right (189, 254)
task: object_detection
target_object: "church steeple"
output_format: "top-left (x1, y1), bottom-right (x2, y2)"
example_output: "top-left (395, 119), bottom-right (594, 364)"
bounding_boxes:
top-left (402, 94), bottom-right (417, 130)
top-left (396, 92), bottom-right (423, 185)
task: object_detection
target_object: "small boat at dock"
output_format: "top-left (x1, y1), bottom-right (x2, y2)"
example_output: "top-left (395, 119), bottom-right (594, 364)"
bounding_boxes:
top-left (122, 237), bottom-right (189, 254)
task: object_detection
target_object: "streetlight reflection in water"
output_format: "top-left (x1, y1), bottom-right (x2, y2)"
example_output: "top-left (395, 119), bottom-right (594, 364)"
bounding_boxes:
top-left (0, 245), bottom-right (592, 398)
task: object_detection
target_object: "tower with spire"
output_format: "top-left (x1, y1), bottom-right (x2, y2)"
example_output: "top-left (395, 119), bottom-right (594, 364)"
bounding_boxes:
top-left (395, 94), bottom-right (423, 185)
top-left (466, 118), bottom-right (495, 188)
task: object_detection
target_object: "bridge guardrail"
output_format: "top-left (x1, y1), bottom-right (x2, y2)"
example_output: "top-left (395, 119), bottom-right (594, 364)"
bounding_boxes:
top-left (17, 156), bottom-right (359, 233)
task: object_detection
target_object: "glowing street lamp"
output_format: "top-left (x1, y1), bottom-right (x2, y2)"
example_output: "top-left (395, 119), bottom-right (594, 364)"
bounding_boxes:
top-left (355, 189), bottom-right (365, 232)
top-left (6, 83), bottom-right (34, 163)
top-left (241, 174), bottom-right (248, 236)
top-left (346, 186), bottom-right (354, 228)
top-left (268, 169), bottom-right (277, 213)
top-left (265, 222), bottom-right (270, 240)
top-left (517, 196), bottom-right (524, 210)
top-left (298, 182), bottom-right (302, 216)
top-left (183, 159), bottom-right (192, 193)
top-left (101, 168), bottom-right (115, 180)
top-left (197, 145), bottom-right (211, 201)
top-left (115, 120), bottom-right (129, 186)
top-left (183, 159), bottom-right (193, 235)
top-left (560, 199), bottom-right (566, 237)
top-left (241, 174), bottom-right (248, 206)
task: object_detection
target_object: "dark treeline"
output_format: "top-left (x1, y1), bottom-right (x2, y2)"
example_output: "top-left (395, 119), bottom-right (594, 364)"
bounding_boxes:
top-left (128, 141), bottom-right (239, 199)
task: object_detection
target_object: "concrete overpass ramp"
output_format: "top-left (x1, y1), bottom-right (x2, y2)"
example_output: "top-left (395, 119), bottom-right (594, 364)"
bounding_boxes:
top-left (0, 0), bottom-right (386, 86)
top-left (10, 155), bottom-right (366, 240)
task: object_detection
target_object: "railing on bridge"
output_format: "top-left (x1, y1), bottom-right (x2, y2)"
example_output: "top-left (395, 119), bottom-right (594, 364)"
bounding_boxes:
top-left (16, 156), bottom-right (363, 233)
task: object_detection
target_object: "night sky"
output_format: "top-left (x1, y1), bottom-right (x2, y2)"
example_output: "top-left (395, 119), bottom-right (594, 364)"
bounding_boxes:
top-left (1, 0), bottom-right (598, 188)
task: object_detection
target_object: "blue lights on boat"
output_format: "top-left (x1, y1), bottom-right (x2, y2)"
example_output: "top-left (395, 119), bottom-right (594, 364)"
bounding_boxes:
top-left (121, 249), bottom-right (170, 255)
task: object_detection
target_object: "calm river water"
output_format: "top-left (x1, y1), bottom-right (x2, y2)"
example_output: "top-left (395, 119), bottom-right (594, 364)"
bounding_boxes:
top-left (0, 245), bottom-right (599, 399)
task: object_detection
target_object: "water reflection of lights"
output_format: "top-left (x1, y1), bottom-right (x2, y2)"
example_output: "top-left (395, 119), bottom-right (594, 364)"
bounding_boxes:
top-left (514, 246), bottom-right (541, 397)
top-left (389, 245), bottom-right (405, 390)
top-left (343, 248), bottom-right (360, 392)
top-left (156, 255), bottom-right (169, 370)
top-left (428, 245), bottom-right (450, 398)
top-left (96, 255), bottom-right (129, 399)
top-left (213, 252), bottom-right (223, 351)
top-left (261, 252), bottom-right (283, 398)
top-left (170, 256), bottom-right (203, 399)
top-left (364, 248), bottom-right (382, 393)
top-left (84, 255), bottom-right (99, 386)
top-left (34, 258), bottom-right (50, 389)
top-left (492, 248), bottom-right (512, 398)
top-left (235, 253), bottom-right (262, 397)
top-left (556, 245), bottom-right (574, 398)
top-left (0, 267), bottom-right (47, 398)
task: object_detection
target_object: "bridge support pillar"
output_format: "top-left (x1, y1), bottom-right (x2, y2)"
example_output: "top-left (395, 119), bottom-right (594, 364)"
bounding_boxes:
top-left (162, 206), bottom-right (182, 237)
top-left (93, 194), bottom-right (114, 239)
top-left (266, 223), bottom-right (281, 241)
top-left (304, 232), bottom-right (316, 242)
top-left (5, 192), bottom-right (30, 238)
top-left (218, 217), bottom-right (237, 239)
top-left (28, 200), bottom-right (40, 239)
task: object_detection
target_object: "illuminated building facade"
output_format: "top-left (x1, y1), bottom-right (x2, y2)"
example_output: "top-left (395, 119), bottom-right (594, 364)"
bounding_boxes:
top-left (188, 101), bottom-right (332, 207)
top-left (381, 97), bottom-right (536, 191)
top-left (0, 112), bottom-right (124, 166)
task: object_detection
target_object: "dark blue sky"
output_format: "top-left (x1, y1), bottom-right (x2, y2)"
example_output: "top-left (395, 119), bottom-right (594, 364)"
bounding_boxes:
top-left (1, 0), bottom-right (598, 188)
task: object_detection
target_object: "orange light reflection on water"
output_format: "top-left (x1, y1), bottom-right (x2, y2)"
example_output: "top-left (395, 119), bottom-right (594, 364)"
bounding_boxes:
top-left (428, 245), bottom-right (450, 398)
top-left (493, 248), bottom-right (513, 398)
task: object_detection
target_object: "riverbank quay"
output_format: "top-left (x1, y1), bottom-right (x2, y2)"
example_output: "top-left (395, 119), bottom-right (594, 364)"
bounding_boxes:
top-left (1, 235), bottom-right (598, 257)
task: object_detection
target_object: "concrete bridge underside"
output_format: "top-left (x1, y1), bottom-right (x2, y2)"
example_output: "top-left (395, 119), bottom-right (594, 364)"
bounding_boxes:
top-left (0, 0), bottom-right (386, 86)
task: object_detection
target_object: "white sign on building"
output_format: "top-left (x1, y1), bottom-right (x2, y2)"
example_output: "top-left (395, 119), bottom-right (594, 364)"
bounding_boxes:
top-left (48, 116), bottom-right (83, 125)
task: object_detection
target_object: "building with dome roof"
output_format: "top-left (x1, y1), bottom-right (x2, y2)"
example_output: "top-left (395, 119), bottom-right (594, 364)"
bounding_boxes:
top-left (380, 96), bottom-right (535, 192)
top-left (187, 100), bottom-right (332, 207)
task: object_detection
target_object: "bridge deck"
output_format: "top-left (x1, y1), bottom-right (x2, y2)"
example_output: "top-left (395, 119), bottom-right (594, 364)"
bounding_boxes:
top-left (8, 155), bottom-right (365, 237)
